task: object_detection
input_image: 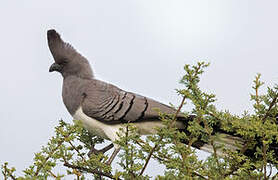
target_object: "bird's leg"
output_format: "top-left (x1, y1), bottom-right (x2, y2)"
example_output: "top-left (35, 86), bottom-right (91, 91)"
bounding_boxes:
top-left (105, 147), bottom-right (120, 165)
top-left (88, 143), bottom-right (114, 157)
top-left (98, 143), bottom-right (114, 153)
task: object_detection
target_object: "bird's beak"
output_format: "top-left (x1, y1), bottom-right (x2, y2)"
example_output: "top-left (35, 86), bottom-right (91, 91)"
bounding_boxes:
top-left (49, 63), bottom-right (62, 72)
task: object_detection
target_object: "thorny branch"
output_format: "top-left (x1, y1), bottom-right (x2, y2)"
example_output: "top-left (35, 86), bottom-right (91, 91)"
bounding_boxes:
top-left (262, 94), bottom-right (278, 122)
top-left (2, 164), bottom-right (16, 180)
top-left (68, 140), bottom-right (87, 162)
top-left (64, 162), bottom-right (119, 180)
top-left (34, 133), bottom-right (70, 176)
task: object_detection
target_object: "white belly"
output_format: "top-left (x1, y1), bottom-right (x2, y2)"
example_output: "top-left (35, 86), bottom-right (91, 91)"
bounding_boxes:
top-left (73, 107), bottom-right (123, 142)
top-left (73, 107), bottom-right (184, 147)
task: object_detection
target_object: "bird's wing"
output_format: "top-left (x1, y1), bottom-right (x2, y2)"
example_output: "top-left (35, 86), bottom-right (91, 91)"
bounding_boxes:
top-left (81, 79), bottom-right (180, 124)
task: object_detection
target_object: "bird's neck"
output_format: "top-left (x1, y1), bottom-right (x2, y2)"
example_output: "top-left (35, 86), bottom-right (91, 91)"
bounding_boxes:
top-left (62, 76), bottom-right (88, 115)
top-left (62, 72), bottom-right (94, 80)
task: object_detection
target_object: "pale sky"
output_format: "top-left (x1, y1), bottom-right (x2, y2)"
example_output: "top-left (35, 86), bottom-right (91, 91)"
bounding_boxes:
top-left (1, 1), bottom-right (278, 178)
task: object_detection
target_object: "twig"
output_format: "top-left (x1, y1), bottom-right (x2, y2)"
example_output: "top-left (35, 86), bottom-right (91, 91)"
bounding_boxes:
top-left (48, 170), bottom-right (58, 179)
top-left (3, 164), bottom-right (7, 180)
top-left (254, 76), bottom-right (261, 107)
top-left (174, 95), bottom-right (187, 121)
top-left (262, 94), bottom-right (278, 122)
top-left (135, 139), bottom-right (164, 161)
top-left (139, 137), bottom-right (162, 176)
top-left (8, 175), bottom-right (16, 180)
top-left (3, 164), bottom-right (16, 180)
top-left (68, 141), bottom-right (87, 162)
top-left (124, 123), bottom-right (135, 178)
top-left (64, 162), bottom-right (119, 180)
top-left (34, 134), bottom-right (70, 176)
top-left (192, 172), bottom-right (208, 180)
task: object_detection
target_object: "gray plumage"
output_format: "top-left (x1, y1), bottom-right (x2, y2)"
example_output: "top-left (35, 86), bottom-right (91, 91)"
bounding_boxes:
top-left (48, 29), bottom-right (184, 125)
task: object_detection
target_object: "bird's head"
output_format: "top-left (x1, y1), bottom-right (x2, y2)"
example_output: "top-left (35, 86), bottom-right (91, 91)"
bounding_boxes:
top-left (47, 29), bottom-right (93, 79)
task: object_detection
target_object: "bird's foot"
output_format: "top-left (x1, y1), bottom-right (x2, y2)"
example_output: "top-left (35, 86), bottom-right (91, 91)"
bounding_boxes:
top-left (88, 143), bottom-right (114, 157)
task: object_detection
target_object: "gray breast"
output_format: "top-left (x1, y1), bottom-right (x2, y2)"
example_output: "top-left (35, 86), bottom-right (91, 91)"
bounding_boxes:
top-left (62, 76), bottom-right (87, 115)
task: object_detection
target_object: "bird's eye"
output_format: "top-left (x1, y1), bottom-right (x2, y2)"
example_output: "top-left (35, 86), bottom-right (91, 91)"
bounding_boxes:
top-left (60, 61), bottom-right (67, 66)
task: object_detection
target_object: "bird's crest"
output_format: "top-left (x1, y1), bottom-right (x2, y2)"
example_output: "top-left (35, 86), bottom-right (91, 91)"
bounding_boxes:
top-left (47, 29), bottom-right (94, 78)
top-left (47, 29), bottom-right (88, 65)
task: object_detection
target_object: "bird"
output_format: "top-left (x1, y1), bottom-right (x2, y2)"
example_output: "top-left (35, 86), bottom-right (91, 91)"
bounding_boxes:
top-left (48, 29), bottom-right (278, 165)
top-left (50, 29), bottom-right (278, 166)
top-left (47, 29), bottom-right (196, 165)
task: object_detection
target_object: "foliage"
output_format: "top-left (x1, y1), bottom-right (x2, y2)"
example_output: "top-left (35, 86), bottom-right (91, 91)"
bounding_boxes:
top-left (2, 62), bottom-right (278, 179)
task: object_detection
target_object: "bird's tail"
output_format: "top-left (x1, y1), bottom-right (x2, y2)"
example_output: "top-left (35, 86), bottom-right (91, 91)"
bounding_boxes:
top-left (177, 116), bottom-right (278, 161)
top-left (198, 133), bottom-right (244, 155)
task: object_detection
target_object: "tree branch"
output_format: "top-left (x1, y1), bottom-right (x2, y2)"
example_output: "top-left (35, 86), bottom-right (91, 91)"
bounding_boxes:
top-left (262, 94), bottom-right (277, 122)
top-left (64, 162), bottom-right (119, 180)
top-left (2, 164), bottom-right (16, 180)
top-left (34, 134), bottom-right (70, 176)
